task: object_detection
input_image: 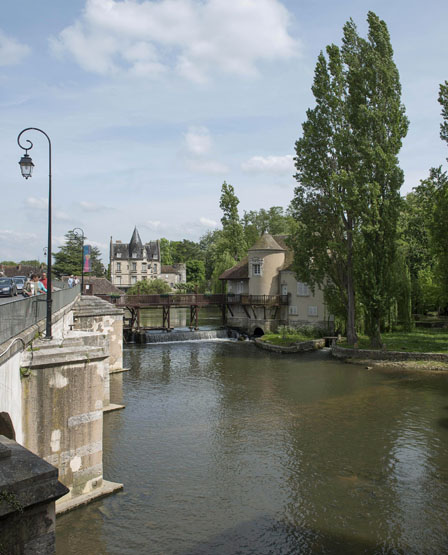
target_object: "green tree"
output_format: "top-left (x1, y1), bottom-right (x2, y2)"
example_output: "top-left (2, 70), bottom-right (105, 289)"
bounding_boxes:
top-left (211, 251), bottom-right (236, 293)
top-left (53, 231), bottom-right (104, 278)
top-left (439, 80), bottom-right (448, 147)
top-left (186, 260), bottom-right (205, 286)
top-left (127, 278), bottom-right (171, 294)
top-left (291, 12), bottom-right (408, 347)
top-left (242, 206), bottom-right (293, 246)
top-left (218, 181), bottom-right (247, 261)
top-left (199, 229), bottom-right (223, 280)
top-left (170, 239), bottom-right (203, 263)
top-left (159, 238), bottom-right (173, 265)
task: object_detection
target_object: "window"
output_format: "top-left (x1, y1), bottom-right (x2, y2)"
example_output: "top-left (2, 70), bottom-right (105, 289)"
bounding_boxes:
top-left (252, 263), bottom-right (261, 276)
top-left (297, 282), bottom-right (309, 296)
top-left (288, 305), bottom-right (298, 315)
top-left (116, 262), bottom-right (121, 272)
top-left (142, 263), bottom-right (147, 273)
top-left (153, 263), bottom-right (157, 272)
top-left (116, 252), bottom-right (122, 258)
top-left (116, 276), bottom-right (121, 285)
top-left (308, 305), bottom-right (318, 316)
top-left (131, 276), bottom-right (137, 284)
top-left (132, 262), bottom-right (137, 272)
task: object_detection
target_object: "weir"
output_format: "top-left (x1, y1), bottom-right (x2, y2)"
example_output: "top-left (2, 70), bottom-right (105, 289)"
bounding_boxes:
top-left (128, 328), bottom-right (238, 344)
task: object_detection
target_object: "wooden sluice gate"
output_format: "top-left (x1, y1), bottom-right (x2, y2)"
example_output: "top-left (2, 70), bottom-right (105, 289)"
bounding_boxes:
top-left (118, 293), bottom-right (228, 333)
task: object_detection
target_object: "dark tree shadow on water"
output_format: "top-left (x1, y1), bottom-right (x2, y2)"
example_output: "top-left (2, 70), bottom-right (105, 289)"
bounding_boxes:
top-left (180, 515), bottom-right (399, 555)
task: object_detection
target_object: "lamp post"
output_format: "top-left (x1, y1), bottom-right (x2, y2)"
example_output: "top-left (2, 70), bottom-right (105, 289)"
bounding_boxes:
top-left (18, 128), bottom-right (53, 339)
top-left (71, 228), bottom-right (85, 294)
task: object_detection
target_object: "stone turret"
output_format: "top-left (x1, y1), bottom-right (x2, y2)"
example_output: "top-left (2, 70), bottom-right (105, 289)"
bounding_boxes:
top-left (248, 233), bottom-right (286, 296)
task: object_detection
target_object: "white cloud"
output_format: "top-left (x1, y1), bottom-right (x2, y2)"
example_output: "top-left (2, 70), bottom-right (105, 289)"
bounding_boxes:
top-left (79, 201), bottom-right (112, 212)
top-left (199, 217), bottom-right (218, 228)
top-left (0, 29), bottom-right (30, 66)
top-left (143, 220), bottom-right (162, 231)
top-left (186, 159), bottom-right (228, 174)
top-left (51, 0), bottom-right (300, 80)
top-left (185, 126), bottom-right (212, 155)
top-left (25, 197), bottom-right (48, 210)
top-left (241, 154), bottom-right (295, 174)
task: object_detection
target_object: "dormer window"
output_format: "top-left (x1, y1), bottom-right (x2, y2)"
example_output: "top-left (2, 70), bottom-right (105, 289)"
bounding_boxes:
top-left (116, 253), bottom-right (122, 259)
top-left (252, 263), bottom-right (261, 276)
top-left (132, 252), bottom-right (138, 259)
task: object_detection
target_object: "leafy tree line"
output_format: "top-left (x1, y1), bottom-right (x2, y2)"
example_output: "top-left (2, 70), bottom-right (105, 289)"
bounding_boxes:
top-left (290, 11), bottom-right (448, 347)
top-left (399, 82), bottom-right (448, 317)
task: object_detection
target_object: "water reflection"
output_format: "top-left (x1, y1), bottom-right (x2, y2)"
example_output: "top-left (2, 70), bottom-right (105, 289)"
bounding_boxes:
top-left (57, 342), bottom-right (448, 554)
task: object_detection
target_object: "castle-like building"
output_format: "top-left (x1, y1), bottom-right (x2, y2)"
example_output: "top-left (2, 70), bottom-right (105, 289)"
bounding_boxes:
top-left (109, 228), bottom-right (186, 290)
top-left (219, 233), bottom-right (332, 335)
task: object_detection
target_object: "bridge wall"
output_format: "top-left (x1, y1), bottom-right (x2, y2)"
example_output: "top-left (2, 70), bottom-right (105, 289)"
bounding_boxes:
top-left (0, 294), bottom-right (124, 513)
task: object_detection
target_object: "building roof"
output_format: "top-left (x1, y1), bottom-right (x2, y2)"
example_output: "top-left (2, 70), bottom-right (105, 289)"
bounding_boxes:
top-left (84, 277), bottom-right (124, 295)
top-left (248, 233), bottom-right (285, 252)
top-left (219, 257), bottom-right (249, 280)
top-left (161, 265), bottom-right (183, 275)
top-left (219, 234), bottom-right (294, 280)
top-left (111, 227), bottom-right (160, 261)
top-left (0, 264), bottom-right (45, 278)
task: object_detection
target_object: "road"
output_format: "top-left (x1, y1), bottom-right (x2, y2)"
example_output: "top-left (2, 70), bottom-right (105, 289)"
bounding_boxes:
top-left (0, 295), bottom-right (27, 305)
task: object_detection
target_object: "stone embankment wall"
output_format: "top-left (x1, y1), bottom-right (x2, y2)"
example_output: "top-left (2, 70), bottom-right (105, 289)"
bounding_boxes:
top-left (254, 338), bottom-right (325, 353)
top-left (332, 345), bottom-right (448, 363)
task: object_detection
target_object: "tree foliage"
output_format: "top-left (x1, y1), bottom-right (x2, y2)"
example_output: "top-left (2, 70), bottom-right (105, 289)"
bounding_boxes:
top-left (52, 231), bottom-right (104, 278)
top-left (186, 260), bottom-right (205, 285)
top-left (127, 278), bottom-right (171, 295)
top-left (290, 11), bottom-right (408, 346)
top-left (218, 181), bottom-right (247, 261)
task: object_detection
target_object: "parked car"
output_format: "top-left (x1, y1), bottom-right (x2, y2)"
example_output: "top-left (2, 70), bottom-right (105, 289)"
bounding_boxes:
top-left (12, 276), bottom-right (26, 293)
top-left (0, 278), bottom-right (18, 297)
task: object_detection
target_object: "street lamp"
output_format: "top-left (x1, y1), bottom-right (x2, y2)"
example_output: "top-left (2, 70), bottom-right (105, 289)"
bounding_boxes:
top-left (18, 128), bottom-right (53, 339)
top-left (71, 228), bottom-right (85, 294)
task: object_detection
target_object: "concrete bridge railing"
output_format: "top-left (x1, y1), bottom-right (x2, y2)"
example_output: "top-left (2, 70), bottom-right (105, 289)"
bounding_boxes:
top-left (0, 284), bottom-right (80, 345)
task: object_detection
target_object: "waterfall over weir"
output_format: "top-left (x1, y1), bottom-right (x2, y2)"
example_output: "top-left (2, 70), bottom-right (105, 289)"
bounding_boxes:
top-left (129, 328), bottom-right (238, 344)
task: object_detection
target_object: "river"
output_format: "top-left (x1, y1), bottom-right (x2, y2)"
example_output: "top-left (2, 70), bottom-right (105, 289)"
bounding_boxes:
top-left (56, 330), bottom-right (448, 554)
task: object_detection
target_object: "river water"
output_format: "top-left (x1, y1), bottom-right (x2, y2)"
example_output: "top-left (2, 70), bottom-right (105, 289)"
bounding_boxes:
top-left (56, 334), bottom-right (448, 554)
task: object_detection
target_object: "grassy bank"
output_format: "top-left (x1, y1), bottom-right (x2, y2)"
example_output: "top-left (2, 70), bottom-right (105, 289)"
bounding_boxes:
top-left (340, 328), bottom-right (448, 353)
top-left (260, 326), bottom-right (324, 347)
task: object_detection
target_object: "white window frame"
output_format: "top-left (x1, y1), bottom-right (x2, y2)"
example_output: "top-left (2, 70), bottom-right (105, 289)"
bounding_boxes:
top-left (131, 276), bottom-right (137, 284)
top-left (288, 305), bottom-right (298, 315)
top-left (252, 263), bottom-right (261, 276)
top-left (297, 282), bottom-right (309, 296)
top-left (132, 262), bottom-right (137, 272)
top-left (308, 305), bottom-right (318, 317)
top-left (116, 262), bottom-right (121, 272)
top-left (116, 252), bottom-right (122, 259)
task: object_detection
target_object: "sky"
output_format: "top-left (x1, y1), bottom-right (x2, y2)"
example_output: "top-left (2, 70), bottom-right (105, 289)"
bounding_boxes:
top-left (0, 0), bottom-right (447, 264)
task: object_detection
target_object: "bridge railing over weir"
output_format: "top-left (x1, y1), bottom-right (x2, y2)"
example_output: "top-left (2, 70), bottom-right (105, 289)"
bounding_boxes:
top-left (116, 293), bottom-right (226, 308)
top-left (115, 293), bottom-right (289, 308)
top-left (226, 294), bottom-right (289, 306)
top-left (0, 284), bottom-right (80, 345)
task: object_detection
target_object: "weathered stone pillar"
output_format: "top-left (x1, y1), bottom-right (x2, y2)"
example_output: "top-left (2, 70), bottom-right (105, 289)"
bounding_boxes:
top-left (72, 296), bottom-right (126, 374)
top-left (20, 335), bottom-right (123, 514)
top-left (0, 435), bottom-right (68, 554)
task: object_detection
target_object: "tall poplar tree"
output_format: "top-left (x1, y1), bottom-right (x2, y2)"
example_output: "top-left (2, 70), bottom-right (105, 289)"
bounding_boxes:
top-left (291, 12), bottom-right (408, 346)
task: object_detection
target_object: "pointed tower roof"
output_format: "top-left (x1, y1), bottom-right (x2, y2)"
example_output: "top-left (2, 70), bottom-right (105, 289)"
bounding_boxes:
top-left (129, 227), bottom-right (143, 250)
top-left (249, 233), bottom-right (285, 251)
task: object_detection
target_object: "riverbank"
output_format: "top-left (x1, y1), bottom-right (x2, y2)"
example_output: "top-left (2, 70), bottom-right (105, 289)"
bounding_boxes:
top-left (255, 337), bottom-right (325, 353)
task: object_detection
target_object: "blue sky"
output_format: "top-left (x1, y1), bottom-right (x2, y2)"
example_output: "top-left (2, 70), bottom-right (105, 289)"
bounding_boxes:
top-left (1, 0), bottom-right (447, 263)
